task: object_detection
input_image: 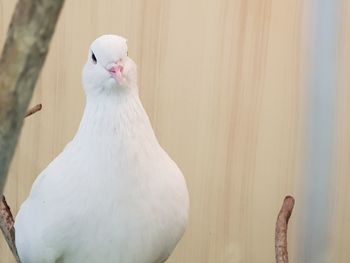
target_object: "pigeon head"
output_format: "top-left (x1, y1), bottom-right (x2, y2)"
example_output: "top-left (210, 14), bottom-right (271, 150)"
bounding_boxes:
top-left (82, 34), bottom-right (137, 96)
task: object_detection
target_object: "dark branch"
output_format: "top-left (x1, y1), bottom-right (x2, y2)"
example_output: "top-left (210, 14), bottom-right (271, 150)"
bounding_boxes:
top-left (0, 195), bottom-right (20, 262)
top-left (275, 196), bottom-right (295, 263)
top-left (0, 103), bottom-right (42, 263)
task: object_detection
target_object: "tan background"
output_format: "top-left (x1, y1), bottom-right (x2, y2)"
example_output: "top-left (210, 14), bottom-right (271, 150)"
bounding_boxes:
top-left (0, 0), bottom-right (348, 262)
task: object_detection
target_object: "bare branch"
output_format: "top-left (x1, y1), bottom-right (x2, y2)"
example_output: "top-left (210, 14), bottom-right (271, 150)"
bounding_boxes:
top-left (0, 103), bottom-right (42, 263)
top-left (25, 103), bottom-right (42, 117)
top-left (0, 0), bottom-right (65, 194)
top-left (0, 195), bottom-right (20, 263)
top-left (275, 196), bottom-right (295, 263)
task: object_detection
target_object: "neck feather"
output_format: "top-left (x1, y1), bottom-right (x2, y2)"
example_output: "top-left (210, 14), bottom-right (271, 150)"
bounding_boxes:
top-left (74, 90), bottom-right (157, 144)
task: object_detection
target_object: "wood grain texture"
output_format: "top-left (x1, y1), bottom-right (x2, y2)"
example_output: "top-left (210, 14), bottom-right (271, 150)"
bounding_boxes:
top-left (331, 0), bottom-right (350, 262)
top-left (0, 0), bottom-right (346, 262)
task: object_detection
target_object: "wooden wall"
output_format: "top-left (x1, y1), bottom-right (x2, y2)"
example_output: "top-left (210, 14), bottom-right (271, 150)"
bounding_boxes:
top-left (0, 0), bottom-right (348, 262)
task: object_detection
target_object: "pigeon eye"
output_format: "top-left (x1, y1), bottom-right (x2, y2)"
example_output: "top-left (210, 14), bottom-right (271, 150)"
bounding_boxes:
top-left (91, 52), bottom-right (97, 64)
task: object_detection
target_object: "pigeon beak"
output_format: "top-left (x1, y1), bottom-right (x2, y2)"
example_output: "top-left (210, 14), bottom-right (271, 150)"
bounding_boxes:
top-left (107, 61), bottom-right (125, 85)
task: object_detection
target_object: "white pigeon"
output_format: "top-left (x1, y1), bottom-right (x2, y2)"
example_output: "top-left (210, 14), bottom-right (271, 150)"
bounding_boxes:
top-left (15, 34), bottom-right (189, 263)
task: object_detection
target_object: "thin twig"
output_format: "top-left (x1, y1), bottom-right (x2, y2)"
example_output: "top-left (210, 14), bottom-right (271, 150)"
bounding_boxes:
top-left (275, 196), bottom-right (295, 263)
top-left (25, 104), bottom-right (42, 117)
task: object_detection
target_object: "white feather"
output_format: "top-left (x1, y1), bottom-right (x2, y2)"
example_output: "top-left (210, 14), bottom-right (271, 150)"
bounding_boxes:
top-left (15, 35), bottom-right (189, 263)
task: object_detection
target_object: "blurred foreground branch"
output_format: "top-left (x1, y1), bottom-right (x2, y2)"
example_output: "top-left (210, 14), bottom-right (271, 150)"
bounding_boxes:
top-left (0, 0), bottom-right (65, 261)
top-left (275, 196), bottom-right (295, 263)
top-left (0, 0), bottom-right (65, 194)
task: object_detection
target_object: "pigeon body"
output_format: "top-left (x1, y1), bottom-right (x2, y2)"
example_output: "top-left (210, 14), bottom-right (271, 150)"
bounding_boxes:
top-left (15, 35), bottom-right (189, 263)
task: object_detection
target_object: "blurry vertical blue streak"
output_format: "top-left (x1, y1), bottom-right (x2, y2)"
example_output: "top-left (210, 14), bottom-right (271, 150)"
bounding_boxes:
top-left (304, 0), bottom-right (339, 262)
